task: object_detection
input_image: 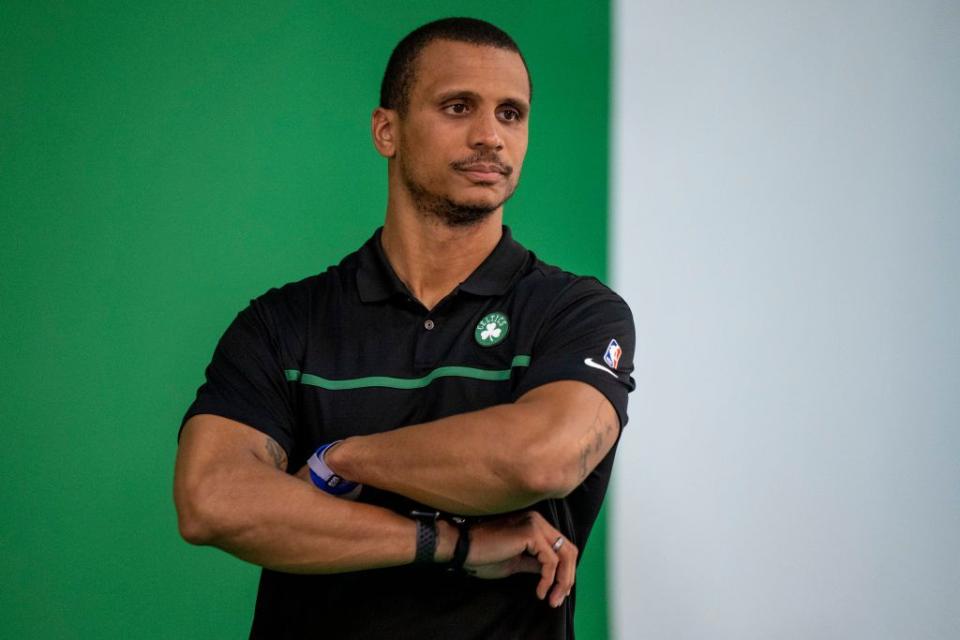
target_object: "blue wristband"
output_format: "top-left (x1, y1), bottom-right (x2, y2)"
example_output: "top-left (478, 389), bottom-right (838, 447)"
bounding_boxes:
top-left (307, 441), bottom-right (362, 499)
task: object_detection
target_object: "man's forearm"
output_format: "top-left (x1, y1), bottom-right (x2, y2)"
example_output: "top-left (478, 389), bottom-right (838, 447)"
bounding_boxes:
top-left (177, 452), bottom-right (440, 573)
top-left (323, 381), bottom-right (620, 515)
top-left (173, 416), bottom-right (462, 573)
top-left (318, 401), bottom-right (550, 515)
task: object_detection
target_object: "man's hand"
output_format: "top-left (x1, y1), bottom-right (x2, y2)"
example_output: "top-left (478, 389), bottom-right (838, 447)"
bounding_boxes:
top-left (464, 511), bottom-right (577, 609)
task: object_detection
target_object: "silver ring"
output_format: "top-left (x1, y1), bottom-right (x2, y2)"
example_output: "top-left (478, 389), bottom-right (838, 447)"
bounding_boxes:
top-left (552, 536), bottom-right (565, 552)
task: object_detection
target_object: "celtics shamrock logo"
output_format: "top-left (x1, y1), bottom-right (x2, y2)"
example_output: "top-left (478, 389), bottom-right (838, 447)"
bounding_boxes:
top-left (475, 311), bottom-right (509, 347)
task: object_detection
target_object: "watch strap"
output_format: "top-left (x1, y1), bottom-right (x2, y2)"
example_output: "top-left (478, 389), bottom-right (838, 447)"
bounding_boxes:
top-left (448, 518), bottom-right (471, 572)
top-left (410, 510), bottom-right (439, 564)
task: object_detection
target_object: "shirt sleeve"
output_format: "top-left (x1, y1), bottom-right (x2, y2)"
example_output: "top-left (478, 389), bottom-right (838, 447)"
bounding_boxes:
top-left (513, 278), bottom-right (636, 428)
top-left (179, 296), bottom-right (297, 455)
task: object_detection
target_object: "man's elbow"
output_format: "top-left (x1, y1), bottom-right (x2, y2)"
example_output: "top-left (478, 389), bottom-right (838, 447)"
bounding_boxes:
top-left (176, 504), bottom-right (214, 546)
top-left (174, 478), bottom-right (222, 546)
top-left (512, 449), bottom-right (582, 499)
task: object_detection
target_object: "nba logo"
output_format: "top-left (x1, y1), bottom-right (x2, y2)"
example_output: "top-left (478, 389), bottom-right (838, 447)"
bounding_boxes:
top-left (603, 339), bottom-right (622, 369)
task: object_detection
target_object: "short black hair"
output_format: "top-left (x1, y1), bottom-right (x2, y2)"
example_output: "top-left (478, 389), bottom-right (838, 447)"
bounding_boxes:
top-left (380, 17), bottom-right (532, 115)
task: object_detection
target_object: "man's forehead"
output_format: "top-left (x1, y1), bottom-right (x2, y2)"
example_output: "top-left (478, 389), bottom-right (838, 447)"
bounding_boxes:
top-left (412, 39), bottom-right (531, 104)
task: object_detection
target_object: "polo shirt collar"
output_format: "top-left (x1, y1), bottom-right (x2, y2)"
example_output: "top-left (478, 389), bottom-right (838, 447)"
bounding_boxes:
top-left (356, 225), bottom-right (528, 303)
top-left (458, 226), bottom-right (528, 296)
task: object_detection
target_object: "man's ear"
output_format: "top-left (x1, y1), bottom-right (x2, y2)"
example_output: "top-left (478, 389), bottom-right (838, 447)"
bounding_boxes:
top-left (371, 107), bottom-right (398, 158)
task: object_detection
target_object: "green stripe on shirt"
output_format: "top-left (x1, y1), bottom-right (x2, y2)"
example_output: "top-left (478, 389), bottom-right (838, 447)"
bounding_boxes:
top-left (285, 355), bottom-right (531, 390)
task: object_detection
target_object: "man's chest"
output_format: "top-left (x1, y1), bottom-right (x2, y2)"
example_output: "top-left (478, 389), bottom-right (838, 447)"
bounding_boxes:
top-left (285, 295), bottom-right (536, 452)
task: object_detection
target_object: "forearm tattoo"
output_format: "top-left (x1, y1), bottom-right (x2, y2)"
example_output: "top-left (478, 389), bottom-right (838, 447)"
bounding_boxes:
top-left (265, 437), bottom-right (288, 471)
top-left (577, 400), bottom-right (618, 482)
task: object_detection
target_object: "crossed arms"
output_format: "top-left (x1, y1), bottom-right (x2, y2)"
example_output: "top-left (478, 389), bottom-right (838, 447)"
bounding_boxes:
top-left (174, 379), bottom-right (620, 607)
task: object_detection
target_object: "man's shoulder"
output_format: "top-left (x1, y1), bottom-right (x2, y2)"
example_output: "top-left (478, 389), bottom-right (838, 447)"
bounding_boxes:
top-left (516, 252), bottom-right (629, 312)
top-left (252, 247), bottom-right (362, 305)
top-left (242, 246), bottom-right (363, 330)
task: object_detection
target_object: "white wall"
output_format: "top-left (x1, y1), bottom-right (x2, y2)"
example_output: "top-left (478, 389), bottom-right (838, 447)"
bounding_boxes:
top-left (610, 2), bottom-right (960, 638)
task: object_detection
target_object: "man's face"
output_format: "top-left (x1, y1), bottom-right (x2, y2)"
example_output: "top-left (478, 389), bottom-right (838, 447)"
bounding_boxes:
top-left (393, 40), bottom-right (530, 226)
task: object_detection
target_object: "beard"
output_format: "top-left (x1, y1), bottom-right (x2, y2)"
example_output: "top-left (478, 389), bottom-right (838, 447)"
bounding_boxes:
top-left (399, 154), bottom-right (518, 228)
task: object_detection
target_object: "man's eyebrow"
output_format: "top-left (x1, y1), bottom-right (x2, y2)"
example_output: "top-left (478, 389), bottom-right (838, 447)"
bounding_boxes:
top-left (435, 89), bottom-right (481, 104)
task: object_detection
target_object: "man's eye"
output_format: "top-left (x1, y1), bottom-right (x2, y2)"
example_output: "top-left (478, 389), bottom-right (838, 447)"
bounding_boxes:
top-left (499, 108), bottom-right (521, 122)
top-left (446, 103), bottom-right (469, 114)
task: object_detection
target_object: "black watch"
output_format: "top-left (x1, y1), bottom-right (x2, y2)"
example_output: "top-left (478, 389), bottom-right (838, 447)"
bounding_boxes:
top-left (409, 510), bottom-right (440, 564)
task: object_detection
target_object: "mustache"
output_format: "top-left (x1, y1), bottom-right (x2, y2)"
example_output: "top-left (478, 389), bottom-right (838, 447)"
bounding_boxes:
top-left (450, 153), bottom-right (513, 176)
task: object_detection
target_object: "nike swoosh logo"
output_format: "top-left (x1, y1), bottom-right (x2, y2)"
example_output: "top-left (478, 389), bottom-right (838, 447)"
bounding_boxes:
top-left (584, 358), bottom-right (618, 379)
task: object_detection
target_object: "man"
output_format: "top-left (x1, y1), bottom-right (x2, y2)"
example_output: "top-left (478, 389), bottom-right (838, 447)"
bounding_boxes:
top-left (175, 17), bottom-right (635, 639)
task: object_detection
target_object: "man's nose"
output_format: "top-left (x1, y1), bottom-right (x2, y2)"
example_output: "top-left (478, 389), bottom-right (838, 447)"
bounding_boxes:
top-left (469, 112), bottom-right (503, 150)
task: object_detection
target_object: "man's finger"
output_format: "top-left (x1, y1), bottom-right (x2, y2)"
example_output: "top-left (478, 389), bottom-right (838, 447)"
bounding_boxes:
top-left (548, 538), bottom-right (578, 607)
top-left (528, 539), bottom-right (559, 601)
top-left (524, 512), bottom-right (577, 608)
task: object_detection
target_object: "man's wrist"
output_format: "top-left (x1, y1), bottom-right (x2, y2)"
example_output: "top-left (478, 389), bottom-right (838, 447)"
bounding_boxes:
top-left (307, 441), bottom-right (362, 499)
top-left (324, 438), bottom-right (355, 481)
top-left (434, 519), bottom-right (457, 563)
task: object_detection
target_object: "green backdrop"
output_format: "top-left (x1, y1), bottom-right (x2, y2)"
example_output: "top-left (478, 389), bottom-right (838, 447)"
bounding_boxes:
top-left (1, 2), bottom-right (610, 637)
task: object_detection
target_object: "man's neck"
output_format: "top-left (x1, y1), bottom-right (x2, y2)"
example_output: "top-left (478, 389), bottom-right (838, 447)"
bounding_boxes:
top-left (380, 208), bottom-right (503, 311)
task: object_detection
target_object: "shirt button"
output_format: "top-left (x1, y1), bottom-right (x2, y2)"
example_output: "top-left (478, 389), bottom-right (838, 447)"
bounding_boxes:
top-left (424, 319), bottom-right (435, 330)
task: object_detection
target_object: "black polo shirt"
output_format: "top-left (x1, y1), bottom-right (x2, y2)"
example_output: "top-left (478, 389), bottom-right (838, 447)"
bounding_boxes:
top-left (181, 226), bottom-right (636, 640)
